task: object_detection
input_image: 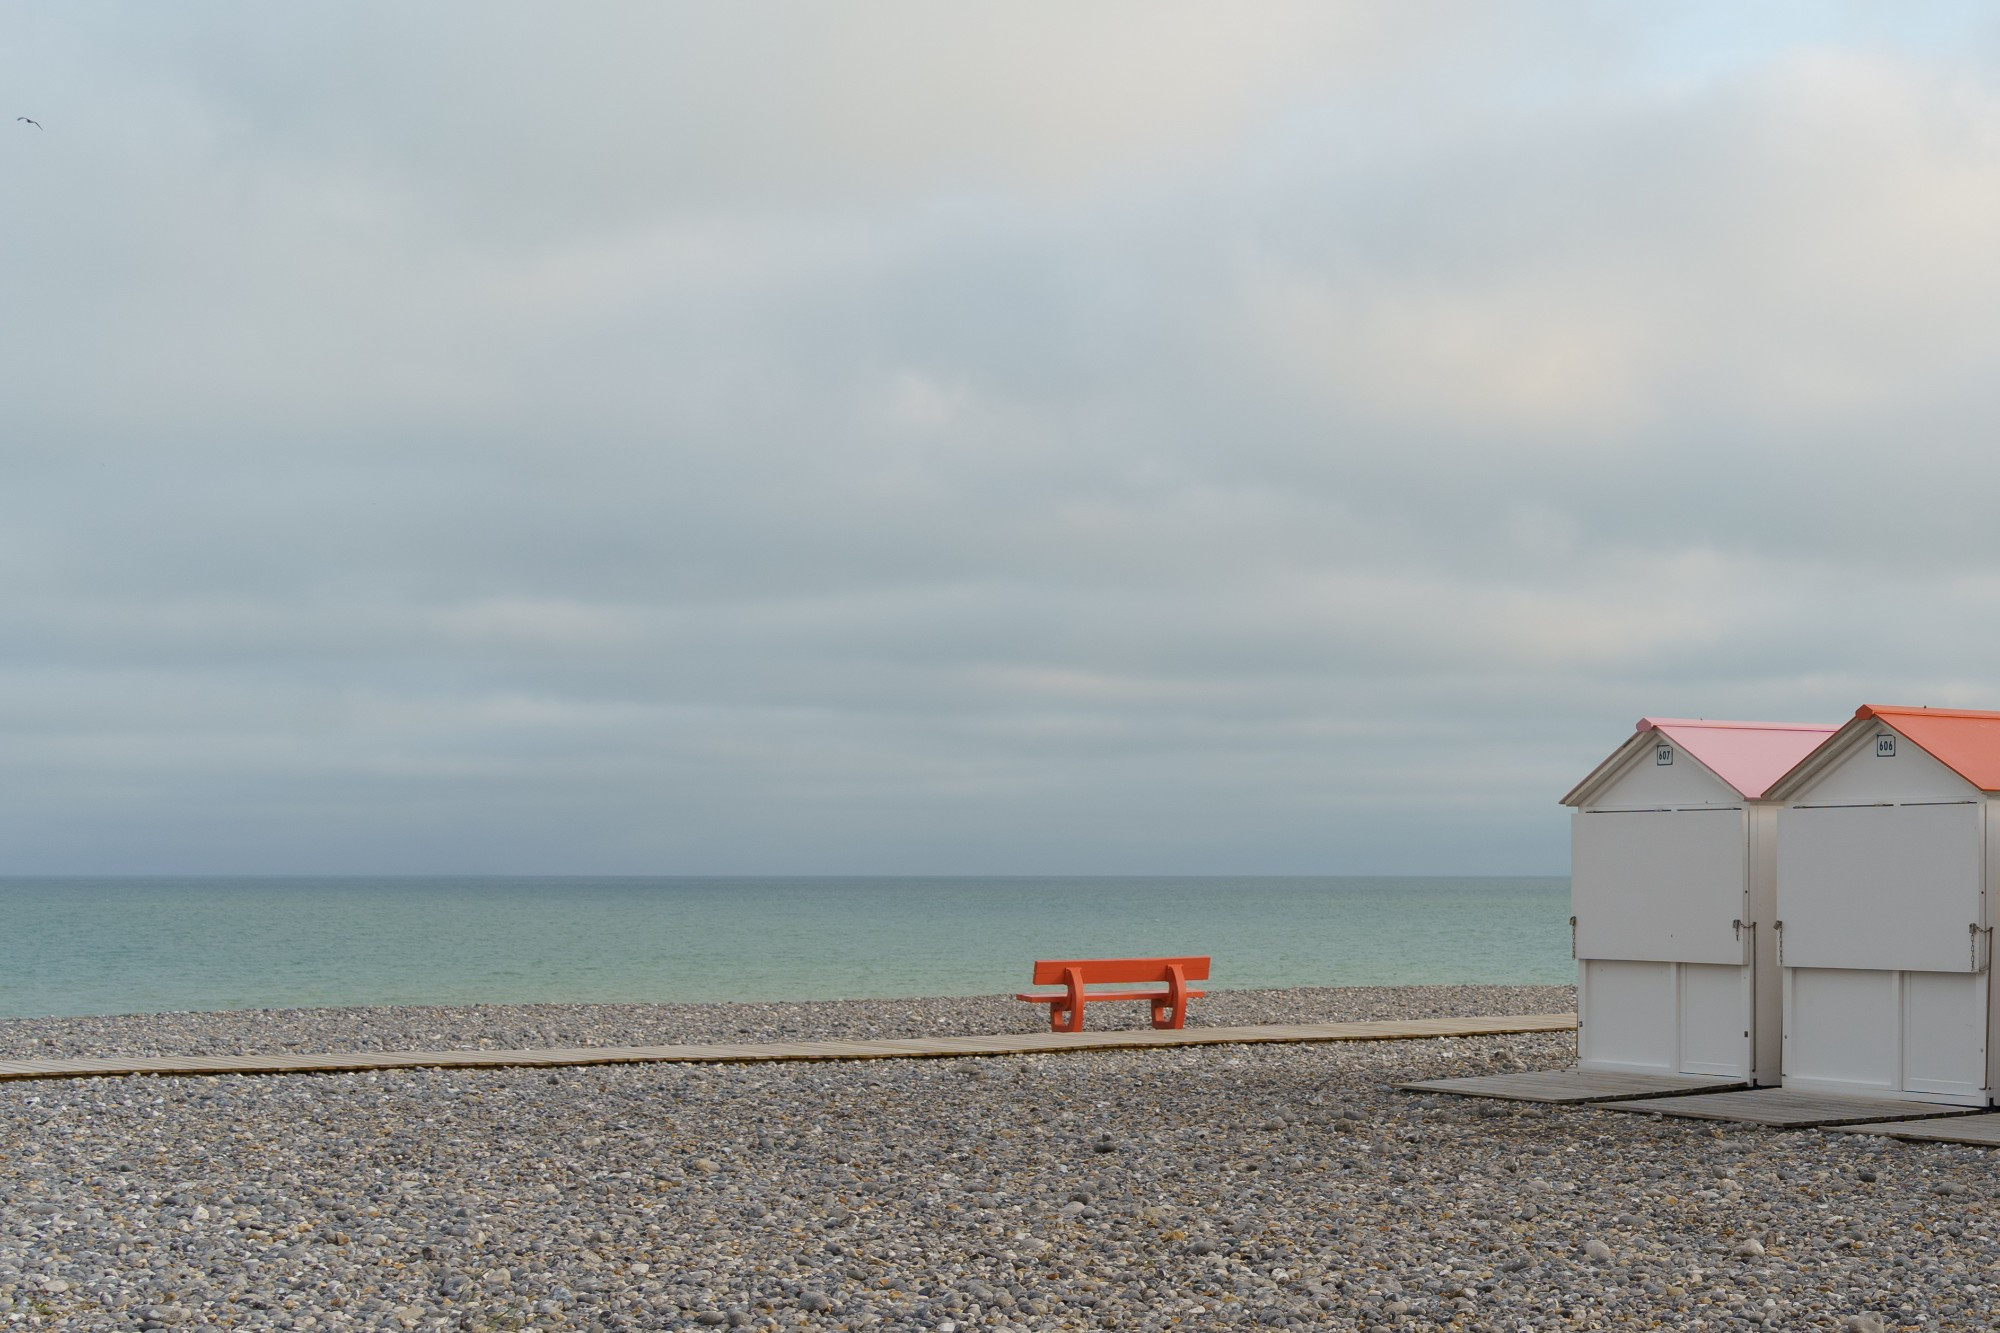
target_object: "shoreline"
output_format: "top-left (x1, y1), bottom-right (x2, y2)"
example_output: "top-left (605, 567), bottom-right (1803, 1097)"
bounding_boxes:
top-left (0, 983), bottom-right (1575, 1061)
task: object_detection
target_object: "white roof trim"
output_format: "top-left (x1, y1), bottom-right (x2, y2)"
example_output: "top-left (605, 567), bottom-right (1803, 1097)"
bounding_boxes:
top-left (1560, 724), bottom-right (1729, 808)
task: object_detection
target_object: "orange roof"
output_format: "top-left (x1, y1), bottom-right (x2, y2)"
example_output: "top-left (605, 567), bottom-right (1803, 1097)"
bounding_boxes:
top-left (1857, 705), bottom-right (2000, 792)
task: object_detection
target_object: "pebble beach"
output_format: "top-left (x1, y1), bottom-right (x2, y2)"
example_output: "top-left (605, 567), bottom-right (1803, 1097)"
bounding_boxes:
top-left (1, 984), bottom-right (1991, 1332)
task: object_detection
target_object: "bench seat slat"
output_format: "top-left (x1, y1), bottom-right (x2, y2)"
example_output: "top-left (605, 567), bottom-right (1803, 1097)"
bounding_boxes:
top-left (1015, 988), bottom-right (1209, 1003)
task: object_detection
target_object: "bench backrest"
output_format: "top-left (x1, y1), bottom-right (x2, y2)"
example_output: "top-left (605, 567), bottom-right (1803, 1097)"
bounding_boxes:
top-left (1029, 956), bottom-right (1210, 986)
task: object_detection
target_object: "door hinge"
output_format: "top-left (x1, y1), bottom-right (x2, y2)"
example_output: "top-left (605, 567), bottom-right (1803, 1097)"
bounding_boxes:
top-left (1569, 915), bottom-right (1577, 960)
top-left (1774, 920), bottom-right (1783, 965)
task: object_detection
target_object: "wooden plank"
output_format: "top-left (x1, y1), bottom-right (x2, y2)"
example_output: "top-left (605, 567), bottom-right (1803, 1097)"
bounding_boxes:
top-left (1829, 1113), bottom-right (2000, 1147)
top-left (1400, 1070), bottom-right (1745, 1103)
top-left (1597, 1087), bottom-right (1988, 1128)
top-left (0, 1012), bottom-right (1575, 1083)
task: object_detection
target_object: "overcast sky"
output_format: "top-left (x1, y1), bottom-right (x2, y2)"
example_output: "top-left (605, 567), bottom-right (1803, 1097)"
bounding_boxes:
top-left (5, 4), bottom-right (2000, 875)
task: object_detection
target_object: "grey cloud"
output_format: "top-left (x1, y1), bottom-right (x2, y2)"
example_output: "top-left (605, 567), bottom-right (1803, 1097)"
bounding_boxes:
top-left (2, 6), bottom-right (1998, 873)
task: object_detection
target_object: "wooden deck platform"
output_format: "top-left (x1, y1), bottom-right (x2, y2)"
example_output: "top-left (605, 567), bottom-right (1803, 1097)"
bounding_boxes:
top-left (1398, 1069), bottom-right (1745, 1103)
top-left (1597, 1087), bottom-right (1987, 1129)
top-left (0, 1011), bottom-right (1576, 1084)
top-left (1828, 1113), bottom-right (2000, 1147)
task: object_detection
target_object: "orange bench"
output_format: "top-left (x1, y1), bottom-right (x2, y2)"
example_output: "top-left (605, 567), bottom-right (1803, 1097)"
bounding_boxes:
top-left (1015, 956), bottom-right (1209, 1033)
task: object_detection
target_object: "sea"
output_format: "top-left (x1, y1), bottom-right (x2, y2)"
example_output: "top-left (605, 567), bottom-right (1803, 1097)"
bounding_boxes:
top-left (0, 876), bottom-right (1572, 1019)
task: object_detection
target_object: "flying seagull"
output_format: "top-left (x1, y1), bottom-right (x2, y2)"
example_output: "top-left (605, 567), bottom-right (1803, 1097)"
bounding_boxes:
top-left (16, 117), bottom-right (40, 129)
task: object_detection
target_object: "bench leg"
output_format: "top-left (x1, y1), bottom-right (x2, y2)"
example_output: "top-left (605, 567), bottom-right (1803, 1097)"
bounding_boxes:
top-left (1151, 964), bottom-right (1191, 1030)
top-left (1050, 967), bottom-right (1086, 1033)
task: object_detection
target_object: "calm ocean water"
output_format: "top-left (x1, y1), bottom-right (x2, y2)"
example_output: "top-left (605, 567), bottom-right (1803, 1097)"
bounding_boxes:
top-left (0, 876), bottom-right (1571, 1019)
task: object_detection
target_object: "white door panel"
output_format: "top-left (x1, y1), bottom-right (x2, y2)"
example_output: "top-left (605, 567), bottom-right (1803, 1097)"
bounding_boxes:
top-left (1777, 803), bottom-right (1983, 971)
top-left (1904, 971), bottom-right (1987, 1099)
top-left (1678, 963), bottom-right (1750, 1077)
top-left (1579, 960), bottom-right (1675, 1073)
top-left (1786, 967), bottom-right (1897, 1091)
top-left (1573, 809), bottom-right (1746, 964)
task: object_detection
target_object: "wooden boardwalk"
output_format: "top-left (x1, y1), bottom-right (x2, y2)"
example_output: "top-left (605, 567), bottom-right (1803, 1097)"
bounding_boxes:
top-left (0, 1012), bottom-right (1576, 1084)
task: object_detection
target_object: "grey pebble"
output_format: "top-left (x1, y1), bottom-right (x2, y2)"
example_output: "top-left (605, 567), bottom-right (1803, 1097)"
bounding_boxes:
top-left (4, 982), bottom-right (1995, 1331)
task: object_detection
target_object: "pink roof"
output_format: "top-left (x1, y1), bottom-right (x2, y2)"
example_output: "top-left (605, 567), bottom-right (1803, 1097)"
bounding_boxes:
top-left (1638, 717), bottom-right (1838, 799)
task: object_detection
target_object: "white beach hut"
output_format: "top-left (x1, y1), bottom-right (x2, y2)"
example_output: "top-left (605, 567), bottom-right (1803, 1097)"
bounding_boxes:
top-left (1562, 717), bottom-right (1837, 1086)
top-left (1768, 705), bottom-right (2000, 1106)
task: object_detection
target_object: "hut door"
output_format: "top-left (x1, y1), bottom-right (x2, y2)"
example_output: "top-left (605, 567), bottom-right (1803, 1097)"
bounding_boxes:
top-left (1779, 801), bottom-right (1988, 1102)
top-left (1573, 808), bottom-right (1751, 1077)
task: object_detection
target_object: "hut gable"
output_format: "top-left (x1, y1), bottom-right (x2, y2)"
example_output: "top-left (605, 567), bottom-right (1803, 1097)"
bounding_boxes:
top-left (1772, 706), bottom-right (1995, 806)
top-left (1866, 706), bottom-right (2000, 793)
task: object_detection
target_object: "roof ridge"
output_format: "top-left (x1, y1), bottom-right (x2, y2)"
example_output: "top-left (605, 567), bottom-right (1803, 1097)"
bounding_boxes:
top-left (1639, 717), bottom-right (1835, 733)
top-left (1859, 704), bottom-right (2000, 722)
